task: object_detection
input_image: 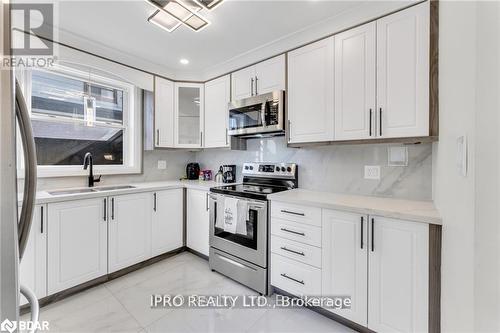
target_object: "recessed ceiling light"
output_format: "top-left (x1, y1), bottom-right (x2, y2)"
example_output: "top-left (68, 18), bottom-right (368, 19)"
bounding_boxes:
top-left (180, 58), bottom-right (189, 65)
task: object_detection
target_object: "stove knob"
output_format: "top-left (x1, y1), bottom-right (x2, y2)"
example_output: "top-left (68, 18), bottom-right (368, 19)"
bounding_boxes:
top-left (276, 166), bottom-right (280, 172)
top-left (244, 166), bottom-right (249, 170)
top-left (281, 167), bottom-right (286, 172)
top-left (249, 166), bottom-right (254, 170)
top-left (286, 167), bottom-right (292, 172)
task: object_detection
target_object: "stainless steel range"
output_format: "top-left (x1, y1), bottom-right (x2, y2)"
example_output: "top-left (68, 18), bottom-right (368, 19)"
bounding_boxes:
top-left (208, 162), bottom-right (298, 295)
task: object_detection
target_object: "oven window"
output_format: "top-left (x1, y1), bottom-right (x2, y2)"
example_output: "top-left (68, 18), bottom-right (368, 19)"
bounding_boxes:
top-left (214, 205), bottom-right (258, 250)
top-left (229, 103), bottom-right (263, 130)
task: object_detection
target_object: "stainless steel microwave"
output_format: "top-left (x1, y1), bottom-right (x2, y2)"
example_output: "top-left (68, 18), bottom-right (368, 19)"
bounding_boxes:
top-left (228, 90), bottom-right (285, 137)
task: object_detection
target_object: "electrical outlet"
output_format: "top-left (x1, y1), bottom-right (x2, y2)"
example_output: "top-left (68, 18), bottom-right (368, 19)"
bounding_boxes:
top-left (157, 160), bottom-right (167, 170)
top-left (364, 165), bottom-right (380, 180)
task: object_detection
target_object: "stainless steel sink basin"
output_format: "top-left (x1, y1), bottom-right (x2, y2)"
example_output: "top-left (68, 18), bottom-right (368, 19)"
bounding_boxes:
top-left (48, 188), bottom-right (97, 195)
top-left (93, 185), bottom-right (136, 191)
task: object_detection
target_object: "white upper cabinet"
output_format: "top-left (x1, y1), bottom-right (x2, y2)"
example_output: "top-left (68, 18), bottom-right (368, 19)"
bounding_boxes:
top-left (231, 55), bottom-right (285, 101)
top-left (108, 192), bottom-right (152, 273)
top-left (204, 75), bottom-right (230, 148)
top-left (334, 22), bottom-right (376, 141)
top-left (368, 216), bottom-right (429, 333)
top-left (287, 37), bottom-right (335, 143)
top-left (47, 198), bottom-right (108, 294)
top-left (254, 55), bottom-right (286, 96)
top-left (154, 76), bottom-right (175, 148)
top-left (322, 210), bottom-right (368, 326)
top-left (19, 204), bottom-right (47, 304)
top-left (376, 1), bottom-right (430, 138)
top-left (174, 82), bottom-right (205, 148)
top-left (152, 189), bottom-right (184, 257)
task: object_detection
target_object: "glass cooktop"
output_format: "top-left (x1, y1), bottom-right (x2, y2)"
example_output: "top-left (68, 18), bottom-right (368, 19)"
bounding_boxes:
top-left (210, 183), bottom-right (289, 200)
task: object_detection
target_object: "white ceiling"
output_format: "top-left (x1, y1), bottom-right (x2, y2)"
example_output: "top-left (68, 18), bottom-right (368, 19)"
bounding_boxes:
top-left (52, 1), bottom-right (368, 75)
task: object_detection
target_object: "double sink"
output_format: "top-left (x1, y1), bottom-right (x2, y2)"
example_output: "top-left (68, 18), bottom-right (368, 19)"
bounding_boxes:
top-left (48, 185), bottom-right (136, 196)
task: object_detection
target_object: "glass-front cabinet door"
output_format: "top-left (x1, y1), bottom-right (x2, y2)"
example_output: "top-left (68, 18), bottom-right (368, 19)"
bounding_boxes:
top-left (174, 82), bottom-right (204, 148)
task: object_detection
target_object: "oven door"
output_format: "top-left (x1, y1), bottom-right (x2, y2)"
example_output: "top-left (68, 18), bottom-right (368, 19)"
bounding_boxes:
top-left (209, 193), bottom-right (267, 268)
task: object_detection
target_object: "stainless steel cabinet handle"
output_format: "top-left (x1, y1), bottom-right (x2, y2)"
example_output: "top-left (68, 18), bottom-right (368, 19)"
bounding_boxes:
top-left (280, 247), bottom-right (305, 256)
top-left (280, 273), bottom-right (304, 285)
top-left (40, 206), bottom-right (44, 234)
top-left (288, 119), bottom-right (291, 142)
top-left (153, 193), bottom-right (157, 212)
top-left (379, 108), bottom-right (382, 136)
top-left (371, 218), bottom-right (375, 252)
top-left (281, 209), bottom-right (305, 216)
top-left (111, 198), bottom-right (115, 220)
top-left (156, 129), bottom-right (160, 146)
top-left (200, 131), bottom-right (203, 147)
top-left (360, 216), bottom-right (364, 249)
top-left (251, 77), bottom-right (254, 96)
top-left (206, 193), bottom-right (209, 211)
top-left (369, 109), bottom-right (373, 137)
top-left (280, 228), bottom-right (305, 236)
top-left (225, 128), bottom-right (228, 145)
top-left (103, 198), bottom-right (107, 221)
top-left (255, 76), bottom-right (258, 95)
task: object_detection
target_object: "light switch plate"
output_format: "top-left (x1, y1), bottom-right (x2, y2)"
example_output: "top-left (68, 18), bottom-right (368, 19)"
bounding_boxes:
top-left (157, 160), bottom-right (167, 170)
top-left (364, 165), bottom-right (381, 180)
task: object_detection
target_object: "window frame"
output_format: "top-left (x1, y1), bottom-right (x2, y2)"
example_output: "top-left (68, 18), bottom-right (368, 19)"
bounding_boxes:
top-left (17, 65), bottom-right (142, 178)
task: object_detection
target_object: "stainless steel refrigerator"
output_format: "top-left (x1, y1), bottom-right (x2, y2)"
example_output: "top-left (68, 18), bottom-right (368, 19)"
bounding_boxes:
top-left (1, 0), bottom-right (40, 325)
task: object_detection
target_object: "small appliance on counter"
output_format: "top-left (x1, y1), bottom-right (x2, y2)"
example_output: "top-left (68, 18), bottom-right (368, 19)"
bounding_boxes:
top-left (221, 164), bottom-right (236, 183)
top-left (186, 163), bottom-right (200, 180)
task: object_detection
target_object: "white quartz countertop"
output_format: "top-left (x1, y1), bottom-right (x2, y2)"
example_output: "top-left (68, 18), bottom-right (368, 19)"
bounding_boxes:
top-left (21, 180), bottom-right (233, 205)
top-left (268, 189), bottom-right (441, 225)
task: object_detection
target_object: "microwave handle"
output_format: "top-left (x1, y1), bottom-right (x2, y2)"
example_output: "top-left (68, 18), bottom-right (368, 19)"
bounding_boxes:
top-left (261, 102), bottom-right (266, 127)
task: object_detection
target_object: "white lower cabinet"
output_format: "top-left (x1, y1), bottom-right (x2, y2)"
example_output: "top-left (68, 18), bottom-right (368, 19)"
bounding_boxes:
top-left (108, 192), bottom-right (153, 273)
top-left (47, 198), bottom-right (108, 294)
top-left (19, 204), bottom-right (47, 305)
top-left (368, 216), bottom-right (429, 333)
top-left (322, 210), bottom-right (368, 326)
top-left (186, 189), bottom-right (210, 256)
top-left (151, 189), bottom-right (184, 257)
top-left (271, 203), bottom-right (432, 333)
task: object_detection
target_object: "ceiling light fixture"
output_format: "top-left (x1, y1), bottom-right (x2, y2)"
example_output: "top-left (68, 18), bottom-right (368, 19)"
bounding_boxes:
top-left (146, 0), bottom-right (210, 32)
top-left (192, 0), bottom-right (224, 11)
top-left (180, 58), bottom-right (189, 65)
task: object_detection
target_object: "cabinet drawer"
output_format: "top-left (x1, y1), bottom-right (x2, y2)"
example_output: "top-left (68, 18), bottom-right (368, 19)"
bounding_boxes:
top-left (271, 202), bottom-right (321, 227)
top-left (271, 236), bottom-right (321, 268)
top-left (271, 253), bottom-right (321, 296)
top-left (271, 218), bottom-right (322, 247)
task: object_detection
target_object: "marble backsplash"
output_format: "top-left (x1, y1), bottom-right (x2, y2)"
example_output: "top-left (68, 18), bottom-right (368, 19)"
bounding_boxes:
top-left (29, 137), bottom-right (432, 201)
top-left (195, 137), bottom-right (432, 201)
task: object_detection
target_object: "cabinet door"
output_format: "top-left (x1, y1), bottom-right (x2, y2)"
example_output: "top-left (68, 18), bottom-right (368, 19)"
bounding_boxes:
top-left (186, 189), bottom-right (209, 256)
top-left (155, 76), bottom-right (175, 147)
top-left (254, 55), bottom-right (286, 95)
top-left (19, 204), bottom-right (47, 304)
top-left (376, 2), bottom-right (430, 138)
top-left (152, 189), bottom-right (184, 257)
top-left (322, 210), bottom-right (368, 326)
top-left (204, 75), bottom-right (230, 148)
top-left (368, 216), bottom-right (429, 333)
top-left (334, 22), bottom-right (376, 141)
top-left (288, 37), bottom-right (335, 143)
top-left (231, 66), bottom-right (255, 100)
top-left (47, 198), bottom-right (107, 294)
top-left (175, 82), bottom-right (204, 148)
top-left (108, 192), bottom-right (152, 273)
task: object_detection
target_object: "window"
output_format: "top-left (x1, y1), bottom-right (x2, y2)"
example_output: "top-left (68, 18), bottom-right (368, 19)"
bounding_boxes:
top-left (18, 65), bottom-right (141, 177)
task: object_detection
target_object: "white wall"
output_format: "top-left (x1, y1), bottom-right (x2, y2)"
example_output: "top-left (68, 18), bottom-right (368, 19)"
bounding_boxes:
top-left (473, 2), bottom-right (500, 332)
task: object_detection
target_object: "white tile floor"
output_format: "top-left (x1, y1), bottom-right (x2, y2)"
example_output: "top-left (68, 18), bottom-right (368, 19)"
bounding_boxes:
top-left (27, 252), bottom-right (353, 333)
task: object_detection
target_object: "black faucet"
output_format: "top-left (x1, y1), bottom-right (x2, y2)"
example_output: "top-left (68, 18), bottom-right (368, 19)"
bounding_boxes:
top-left (83, 152), bottom-right (101, 187)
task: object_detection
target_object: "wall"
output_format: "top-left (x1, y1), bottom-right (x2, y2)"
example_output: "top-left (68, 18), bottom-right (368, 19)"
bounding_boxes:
top-left (32, 150), bottom-right (195, 191)
top-left (432, 1), bottom-right (477, 331)
top-left (196, 137), bottom-right (433, 201)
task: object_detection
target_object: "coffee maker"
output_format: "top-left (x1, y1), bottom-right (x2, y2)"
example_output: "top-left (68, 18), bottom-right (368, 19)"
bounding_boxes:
top-left (221, 165), bottom-right (236, 183)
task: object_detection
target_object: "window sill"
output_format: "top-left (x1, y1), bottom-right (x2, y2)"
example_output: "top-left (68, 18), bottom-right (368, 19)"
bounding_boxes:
top-left (18, 165), bottom-right (142, 178)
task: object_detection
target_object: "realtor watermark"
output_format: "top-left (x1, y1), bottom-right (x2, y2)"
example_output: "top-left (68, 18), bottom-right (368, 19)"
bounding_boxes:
top-left (3, 3), bottom-right (58, 69)
top-left (150, 294), bottom-right (351, 310)
top-left (0, 319), bottom-right (50, 333)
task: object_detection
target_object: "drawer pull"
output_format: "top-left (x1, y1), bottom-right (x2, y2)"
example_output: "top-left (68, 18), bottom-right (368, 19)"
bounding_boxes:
top-left (280, 228), bottom-right (305, 236)
top-left (280, 210), bottom-right (305, 216)
top-left (280, 246), bottom-right (305, 256)
top-left (280, 273), bottom-right (304, 285)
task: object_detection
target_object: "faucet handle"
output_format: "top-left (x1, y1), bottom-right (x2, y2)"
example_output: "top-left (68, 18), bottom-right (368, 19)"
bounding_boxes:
top-left (94, 175), bottom-right (102, 183)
